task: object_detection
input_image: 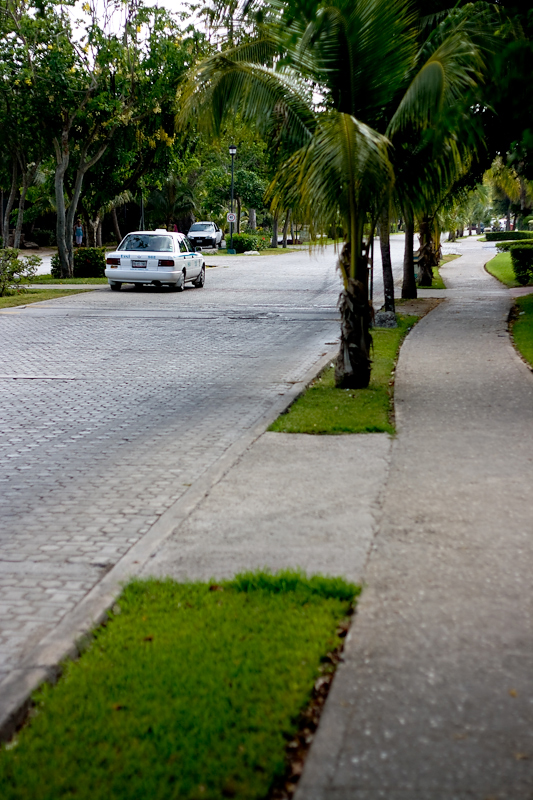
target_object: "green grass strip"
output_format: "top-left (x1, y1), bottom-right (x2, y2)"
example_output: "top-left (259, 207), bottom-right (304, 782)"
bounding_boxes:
top-left (269, 314), bottom-right (417, 434)
top-left (485, 251), bottom-right (525, 288)
top-left (31, 275), bottom-right (108, 284)
top-left (0, 570), bottom-right (358, 800)
top-left (512, 294), bottom-right (533, 366)
top-left (0, 289), bottom-right (92, 309)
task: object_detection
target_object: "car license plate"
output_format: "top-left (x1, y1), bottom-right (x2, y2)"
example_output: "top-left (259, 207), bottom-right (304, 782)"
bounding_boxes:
top-left (132, 260), bottom-right (147, 268)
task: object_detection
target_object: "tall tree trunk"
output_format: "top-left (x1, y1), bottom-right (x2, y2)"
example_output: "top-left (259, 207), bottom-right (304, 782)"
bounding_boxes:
top-left (236, 196), bottom-right (241, 233)
top-left (54, 133), bottom-right (72, 277)
top-left (417, 216), bottom-right (435, 288)
top-left (334, 241), bottom-right (372, 389)
top-left (402, 218), bottom-right (417, 299)
top-left (248, 208), bottom-right (256, 230)
top-left (13, 182), bottom-right (28, 249)
top-left (13, 162), bottom-right (40, 249)
top-left (3, 158), bottom-right (18, 247)
top-left (97, 219), bottom-right (103, 247)
top-left (291, 218), bottom-right (294, 243)
top-left (111, 207), bottom-right (122, 242)
top-left (282, 209), bottom-right (291, 248)
top-left (378, 205), bottom-right (395, 313)
top-left (271, 213), bottom-right (279, 248)
top-left (88, 217), bottom-right (99, 247)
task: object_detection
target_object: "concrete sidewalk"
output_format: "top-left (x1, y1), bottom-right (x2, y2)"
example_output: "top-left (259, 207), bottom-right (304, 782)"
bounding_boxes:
top-left (294, 238), bottom-right (533, 798)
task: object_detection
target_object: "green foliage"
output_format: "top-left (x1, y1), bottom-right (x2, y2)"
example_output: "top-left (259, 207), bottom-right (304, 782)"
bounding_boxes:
top-left (0, 572), bottom-right (357, 800)
top-left (31, 229), bottom-right (56, 247)
top-left (485, 231), bottom-right (533, 241)
top-left (269, 314), bottom-right (417, 434)
top-left (512, 295), bottom-right (533, 367)
top-left (0, 249), bottom-right (41, 296)
top-left (231, 232), bottom-right (269, 252)
top-left (52, 248), bottom-right (105, 279)
top-left (485, 252), bottom-right (521, 288)
top-left (510, 244), bottom-right (533, 285)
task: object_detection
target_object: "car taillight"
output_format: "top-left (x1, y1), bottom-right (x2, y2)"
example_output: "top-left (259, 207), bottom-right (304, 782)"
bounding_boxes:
top-left (158, 259), bottom-right (175, 267)
top-left (106, 258), bottom-right (120, 265)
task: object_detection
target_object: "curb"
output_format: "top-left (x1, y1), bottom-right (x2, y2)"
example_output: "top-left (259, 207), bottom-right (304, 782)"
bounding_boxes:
top-left (0, 344), bottom-right (339, 742)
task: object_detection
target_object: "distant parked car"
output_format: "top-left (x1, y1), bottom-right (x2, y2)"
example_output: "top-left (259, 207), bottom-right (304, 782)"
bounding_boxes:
top-left (104, 230), bottom-right (205, 291)
top-left (187, 221), bottom-right (223, 249)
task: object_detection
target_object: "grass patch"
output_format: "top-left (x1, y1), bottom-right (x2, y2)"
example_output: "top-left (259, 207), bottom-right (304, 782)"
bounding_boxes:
top-left (485, 251), bottom-right (525, 288)
top-left (31, 274), bottom-right (108, 284)
top-left (0, 289), bottom-right (92, 309)
top-left (427, 253), bottom-right (460, 290)
top-left (511, 294), bottom-right (533, 366)
top-left (0, 571), bottom-right (358, 800)
top-left (269, 314), bottom-right (417, 434)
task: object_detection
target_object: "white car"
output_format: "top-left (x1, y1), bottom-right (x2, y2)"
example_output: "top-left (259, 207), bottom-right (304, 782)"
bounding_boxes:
top-left (105, 230), bottom-right (205, 291)
top-left (187, 221), bottom-right (223, 249)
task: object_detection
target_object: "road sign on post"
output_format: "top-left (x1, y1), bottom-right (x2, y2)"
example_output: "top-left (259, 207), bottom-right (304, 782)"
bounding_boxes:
top-left (227, 212), bottom-right (236, 223)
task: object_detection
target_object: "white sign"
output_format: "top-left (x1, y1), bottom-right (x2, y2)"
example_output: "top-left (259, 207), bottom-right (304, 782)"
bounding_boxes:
top-left (227, 212), bottom-right (236, 223)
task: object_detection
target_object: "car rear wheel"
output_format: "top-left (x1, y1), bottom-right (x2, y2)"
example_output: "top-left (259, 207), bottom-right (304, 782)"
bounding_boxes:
top-left (110, 282), bottom-right (122, 291)
top-left (193, 265), bottom-right (205, 288)
top-left (175, 271), bottom-right (185, 292)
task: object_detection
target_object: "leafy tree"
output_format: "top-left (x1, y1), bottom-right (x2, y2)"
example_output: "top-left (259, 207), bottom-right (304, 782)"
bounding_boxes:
top-left (180, 0), bottom-right (487, 387)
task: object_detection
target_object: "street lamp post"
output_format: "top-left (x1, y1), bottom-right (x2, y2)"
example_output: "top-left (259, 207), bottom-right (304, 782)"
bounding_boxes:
top-left (228, 144), bottom-right (237, 253)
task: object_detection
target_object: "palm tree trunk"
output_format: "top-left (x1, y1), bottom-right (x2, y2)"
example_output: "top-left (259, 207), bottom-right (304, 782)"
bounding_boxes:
top-left (112, 207), bottom-right (122, 242)
top-left (236, 197), bottom-right (241, 233)
top-left (402, 218), bottom-right (417, 299)
top-left (378, 206), bottom-right (395, 313)
top-left (3, 158), bottom-right (18, 247)
top-left (417, 216), bottom-right (434, 287)
top-left (282, 209), bottom-right (291, 248)
top-left (248, 208), bottom-right (256, 230)
top-left (271, 213), bottom-right (278, 248)
top-left (334, 242), bottom-right (372, 389)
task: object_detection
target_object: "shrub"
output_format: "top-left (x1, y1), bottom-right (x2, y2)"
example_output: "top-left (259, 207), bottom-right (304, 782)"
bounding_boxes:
top-left (486, 230), bottom-right (533, 242)
top-left (73, 247), bottom-right (106, 278)
top-left (51, 247), bottom-right (106, 278)
top-left (231, 232), bottom-right (268, 253)
top-left (32, 229), bottom-right (56, 247)
top-left (510, 244), bottom-right (533, 285)
top-left (0, 248), bottom-right (41, 296)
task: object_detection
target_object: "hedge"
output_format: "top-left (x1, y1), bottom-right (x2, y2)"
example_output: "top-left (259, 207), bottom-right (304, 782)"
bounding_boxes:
top-left (510, 244), bottom-right (533, 285)
top-left (486, 231), bottom-right (533, 242)
top-left (230, 232), bottom-right (269, 253)
top-left (51, 247), bottom-right (106, 278)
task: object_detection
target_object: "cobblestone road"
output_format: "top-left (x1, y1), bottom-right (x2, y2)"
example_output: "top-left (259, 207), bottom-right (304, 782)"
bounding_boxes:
top-left (0, 248), bottom-right (340, 684)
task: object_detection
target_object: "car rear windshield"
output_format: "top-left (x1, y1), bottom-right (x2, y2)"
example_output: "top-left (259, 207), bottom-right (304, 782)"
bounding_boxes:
top-left (189, 223), bottom-right (213, 231)
top-left (118, 234), bottom-right (174, 252)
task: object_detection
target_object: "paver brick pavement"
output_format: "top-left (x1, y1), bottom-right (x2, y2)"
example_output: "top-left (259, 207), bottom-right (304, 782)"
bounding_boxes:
top-left (0, 248), bottom-right (340, 688)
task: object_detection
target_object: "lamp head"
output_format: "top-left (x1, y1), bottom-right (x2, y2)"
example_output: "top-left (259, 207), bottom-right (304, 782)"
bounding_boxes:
top-left (229, 145), bottom-right (237, 156)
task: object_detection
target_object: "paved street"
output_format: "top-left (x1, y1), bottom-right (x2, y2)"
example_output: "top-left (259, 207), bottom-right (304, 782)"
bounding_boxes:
top-left (0, 247), bottom-right (342, 689)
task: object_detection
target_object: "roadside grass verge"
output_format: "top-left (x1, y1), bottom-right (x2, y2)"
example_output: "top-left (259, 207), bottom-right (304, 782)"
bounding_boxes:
top-left (486, 251), bottom-right (524, 288)
top-left (0, 571), bottom-right (358, 800)
top-left (430, 265), bottom-right (446, 289)
top-left (430, 253), bottom-right (460, 289)
top-left (31, 274), bottom-right (108, 284)
top-left (511, 294), bottom-right (533, 366)
top-left (0, 289), bottom-right (92, 309)
top-left (269, 314), bottom-right (417, 435)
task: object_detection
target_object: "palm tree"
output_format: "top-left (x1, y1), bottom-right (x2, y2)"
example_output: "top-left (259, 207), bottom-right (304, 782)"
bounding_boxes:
top-left (179, 0), bottom-right (485, 387)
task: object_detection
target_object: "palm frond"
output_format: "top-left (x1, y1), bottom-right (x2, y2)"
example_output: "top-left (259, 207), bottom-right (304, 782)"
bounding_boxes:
top-left (178, 50), bottom-right (315, 151)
